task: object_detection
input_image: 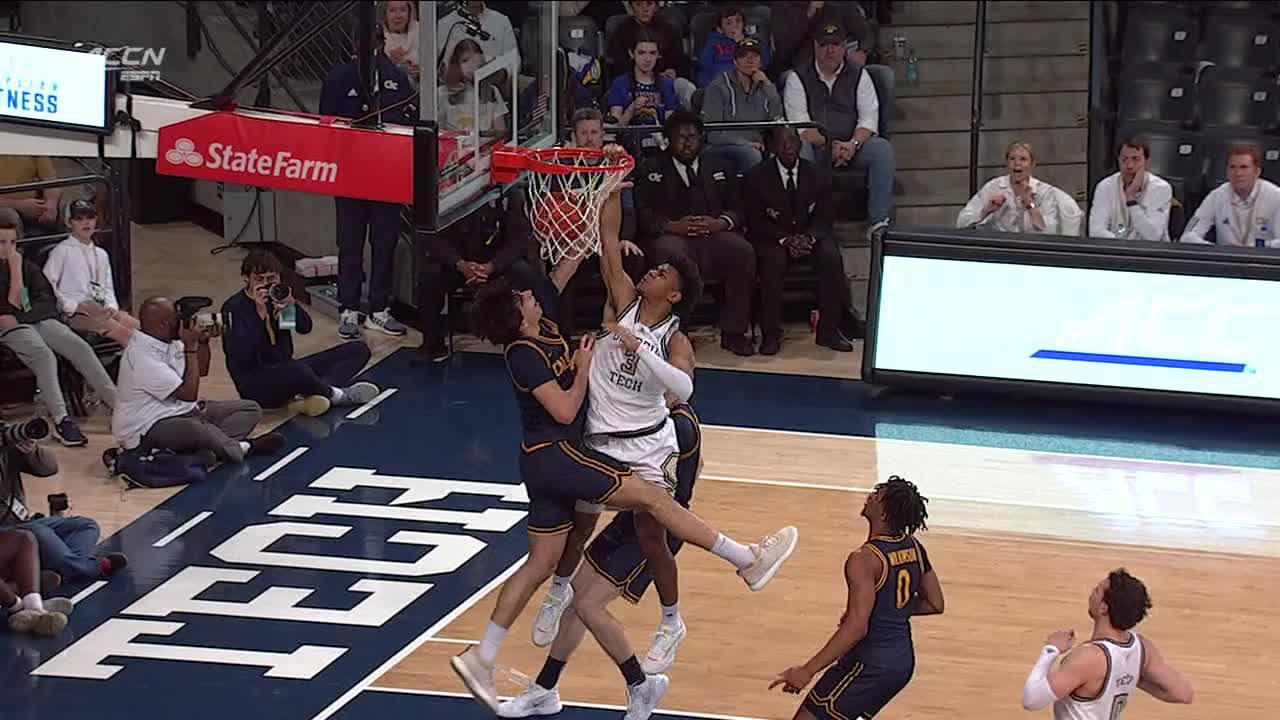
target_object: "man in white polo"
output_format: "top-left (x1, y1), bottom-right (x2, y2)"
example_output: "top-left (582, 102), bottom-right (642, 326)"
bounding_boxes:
top-left (1180, 144), bottom-right (1280, 246)
top-left (112, 296), bottom-right (282, 464)
top-left (1089, 138), bottom-right (1173, 241)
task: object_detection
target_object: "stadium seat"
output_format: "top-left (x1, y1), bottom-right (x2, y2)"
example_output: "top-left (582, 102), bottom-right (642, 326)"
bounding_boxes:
top-left (1116, 63), bottom-right (1196, 128)
top-left (658, 4), bottom-right (687, 40)
top-left (558, 15), bottom-right (600, 57)
top-left (1121, 7), bottom-right (1199, 68)
top-left (691, 11), bottom-right (720, 60)
top-left (1122, 122), bottom-right (1206, 197)
top-left (1204, 133), bottom-right (1280, 188)
top-left (1200, 15), bottom-right (1278, 70)
top-left (1197, 67), bottom-right (1276, 132)
top-left (604, 13), bottom-right (628, 49)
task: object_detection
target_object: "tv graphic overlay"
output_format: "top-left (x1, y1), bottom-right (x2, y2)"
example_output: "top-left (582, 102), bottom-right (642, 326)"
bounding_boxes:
top-left (871, 254), bottom-right (1280, 401)
top-left (0, 37), bottom-right (111, 133)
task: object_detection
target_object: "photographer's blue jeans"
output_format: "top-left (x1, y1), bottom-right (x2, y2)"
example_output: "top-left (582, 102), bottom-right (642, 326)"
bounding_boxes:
top-left (21, 516), bottom-right (101, 582)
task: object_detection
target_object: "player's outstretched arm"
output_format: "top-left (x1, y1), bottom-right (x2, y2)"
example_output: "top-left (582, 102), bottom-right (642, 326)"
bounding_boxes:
top-left (1021, 633), bottom-right (1102, 710)
top-left (550, 254), bottom-right (586, 294)
top-left (598, 161), bottom-right (638, 316)
top-left (606, 326), bottom-right (694, 401)
top-left (770, 548), bottom-right (878, 695)
top-left (1137, 636), bottom-right (1194, 704)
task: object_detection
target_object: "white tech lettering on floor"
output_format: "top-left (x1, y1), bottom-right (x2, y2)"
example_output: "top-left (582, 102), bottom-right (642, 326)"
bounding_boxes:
top-left (32, 470), bottom-right (528, 681)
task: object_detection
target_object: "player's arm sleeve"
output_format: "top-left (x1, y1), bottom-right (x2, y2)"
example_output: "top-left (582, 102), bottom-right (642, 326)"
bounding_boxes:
top-left (1021, 646), bottom-right (1063, 710)
top-left (636, 343), bottom-right (693, 401)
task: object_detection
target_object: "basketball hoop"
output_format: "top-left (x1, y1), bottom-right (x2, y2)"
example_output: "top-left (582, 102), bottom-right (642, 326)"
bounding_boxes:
top-left (491, 144), bottom-right (635, 265)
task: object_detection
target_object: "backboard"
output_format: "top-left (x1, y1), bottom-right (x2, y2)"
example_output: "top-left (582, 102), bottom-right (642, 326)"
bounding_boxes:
top-left (420, 1), bottom-right (558, 231)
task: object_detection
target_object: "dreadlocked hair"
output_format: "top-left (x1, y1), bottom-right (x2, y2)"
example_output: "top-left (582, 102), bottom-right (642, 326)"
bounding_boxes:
top-left (877, 475), bottom-right (929, 535)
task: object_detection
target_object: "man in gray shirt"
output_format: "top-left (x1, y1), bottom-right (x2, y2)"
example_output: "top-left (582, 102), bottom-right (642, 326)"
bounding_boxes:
top-left (701, 38), bottom-right (782, 176)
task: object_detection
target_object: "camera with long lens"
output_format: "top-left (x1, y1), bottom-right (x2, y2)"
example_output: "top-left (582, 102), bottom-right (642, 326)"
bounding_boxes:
top-left (0, 418), bottom-right (49, 446)
top-left (175, 296), bottom-right (230, 331)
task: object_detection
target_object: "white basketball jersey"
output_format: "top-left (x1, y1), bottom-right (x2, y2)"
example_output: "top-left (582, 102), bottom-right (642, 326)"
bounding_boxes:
top-left (1053, 634), bottom-right (1144, 720)
top-left (586, 300), bottom-right (680, 435)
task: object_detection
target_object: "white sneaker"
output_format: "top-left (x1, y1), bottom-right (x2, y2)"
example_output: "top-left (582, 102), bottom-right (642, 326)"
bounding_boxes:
top-left (738, 526), bottom-right (799, 591)
top-left (531, 585), bottom-right (573, 648)
top-left (624, 674), bottom-right (670, 720)
top-left (450, 647), bottom-right (499, 713)
top-left (640, 619), bottom-right (686, 674)
top-left (497, 683), bottom-right (563, 718)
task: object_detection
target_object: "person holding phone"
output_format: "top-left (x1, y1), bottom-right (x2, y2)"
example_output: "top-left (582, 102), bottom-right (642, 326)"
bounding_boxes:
top-left (220, 250), bottom-right (380, 417)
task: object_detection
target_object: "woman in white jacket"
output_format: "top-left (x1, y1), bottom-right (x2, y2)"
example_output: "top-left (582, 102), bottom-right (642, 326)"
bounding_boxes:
top-left (957, 141), bottom-right (1082, 236)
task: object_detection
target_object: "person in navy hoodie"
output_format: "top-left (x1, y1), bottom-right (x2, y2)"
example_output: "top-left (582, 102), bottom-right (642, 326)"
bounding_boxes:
top-left (696, 5), bottom-right (771, 89)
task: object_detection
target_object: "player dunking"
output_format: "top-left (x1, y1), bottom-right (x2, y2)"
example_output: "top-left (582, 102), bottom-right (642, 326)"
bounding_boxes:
top-left (454, 189), bottom-right (799, 714)
top-left (501, 402), bottom-right (704, 719)
top-left (1020, 569), bottom-right (1193, 718)
top-left (530, 159), bottom-right (704, 677)
top-left (773, 476), bottom-right (942, 720)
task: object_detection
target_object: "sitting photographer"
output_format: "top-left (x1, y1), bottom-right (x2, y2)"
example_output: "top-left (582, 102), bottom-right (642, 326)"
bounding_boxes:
top-left (112, 296), bottom-right (284, 465)
top-left (0, 528), bottom-right (71, 636)
top-left (222, 251), bottom-right (379, 415)
top-left (1, 419), bottom-right (127, 586)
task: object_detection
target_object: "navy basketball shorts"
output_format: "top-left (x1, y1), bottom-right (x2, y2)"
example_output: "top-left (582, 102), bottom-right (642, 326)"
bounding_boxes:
top-left (804, 656), bottom-right (914, 720)
top-left (518, 440), bottom-right (631, 535)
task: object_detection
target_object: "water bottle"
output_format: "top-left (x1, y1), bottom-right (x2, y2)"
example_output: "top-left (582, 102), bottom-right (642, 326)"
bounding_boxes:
top-left (906, 49), bottom-right (920, 86)
top-left (1257, 222), bottom-right (1270, 249)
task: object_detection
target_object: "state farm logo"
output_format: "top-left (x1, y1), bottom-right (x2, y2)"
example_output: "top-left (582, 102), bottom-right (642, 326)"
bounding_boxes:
top-left (162, 138), bottom-right (338, 183)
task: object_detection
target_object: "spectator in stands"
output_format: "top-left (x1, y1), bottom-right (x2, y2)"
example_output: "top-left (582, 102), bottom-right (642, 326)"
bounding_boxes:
top-left (696, 5), bottom-right (772, 88)
top-left (1089, 139), bottom-right (1173, 242)
top-left (438, 39), bottom-right (510, 140)
top-left (0, 436), bottom-right (127, 587)
top-left (437, 1), bottom-right (519, 74)
top-left (701, 37), bottom-right (782, 176)
top-left (1179, 145), bottom-right (1280, 247)
top-left (0, 529), bottom-right (69, 636)
top-left (0, 213), bottom-right (115, 439)
top-left (745, 127), bottom-right (854, 355)
top-left (606, 30), bottom-right (679, 153)
top-left (0, 155), bottom-right (63, 237)
top-left (417, 186), bottom-right (534, 362)
top-left (43, 200), bottom-right (136, 346)
top-left (606, 0), bottom-right (694, 108)
top-left (559, 0), bottom-right (627, 31)
top-left (221, 251), bottom-right (380, 416)
top-left (112, 296), bottom-right (284, 465)
top-left (382, 0), bottom-right (420, 85)
top-left (957, 141), bottom-right (1082, 236)
top-left (772, 1), bottom-right (870, 81)
top-left (637, 111), bottom-right (756, 356)
top-left (784, 23), bottom-right (895, 241)
top-left (319, 39), bottom-right (412, 341)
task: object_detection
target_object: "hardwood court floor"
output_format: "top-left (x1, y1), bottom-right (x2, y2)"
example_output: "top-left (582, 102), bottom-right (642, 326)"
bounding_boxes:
top-left (379, 427), bottom-right (1279, 719)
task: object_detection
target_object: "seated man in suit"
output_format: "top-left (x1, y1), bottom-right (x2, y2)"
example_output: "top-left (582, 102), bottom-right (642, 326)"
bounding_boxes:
top-left (636, 111), bottom-right (756, 356)
top-left (745, 127), bottom-right (855, 355)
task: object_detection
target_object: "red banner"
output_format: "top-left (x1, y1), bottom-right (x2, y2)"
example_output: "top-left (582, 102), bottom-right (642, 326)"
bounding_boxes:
top-left (156, 112), bottom-right (456, 204)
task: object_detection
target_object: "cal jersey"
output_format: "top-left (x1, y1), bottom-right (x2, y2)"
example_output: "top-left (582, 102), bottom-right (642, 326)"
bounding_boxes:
top-left (1053, 634), bottom-right (1145, 720)
top-left (855, 533), bottom-right (932, 670)
top-left (586, 299), bottom-right (680, 434)
top-left (504, 276), bottom-right (582, 446)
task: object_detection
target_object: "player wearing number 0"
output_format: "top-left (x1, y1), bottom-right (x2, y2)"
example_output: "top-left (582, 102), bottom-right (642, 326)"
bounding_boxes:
top-left (500, 402), bottom-right (703, 719)
top-left (1020, 569), bottom-right (1193, 719)
top-left (453, 184), bottom-right (799, 715)
top-left (772, 476), bottom-right (942, 720)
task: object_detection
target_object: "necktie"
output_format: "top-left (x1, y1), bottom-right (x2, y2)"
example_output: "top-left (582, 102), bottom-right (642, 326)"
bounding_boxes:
top-left (786, 168), bottom-right (798, 223)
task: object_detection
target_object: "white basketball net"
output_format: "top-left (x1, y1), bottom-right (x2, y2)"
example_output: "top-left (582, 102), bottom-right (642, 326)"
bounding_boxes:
top-left (525, 153), bottom-right (632, 267)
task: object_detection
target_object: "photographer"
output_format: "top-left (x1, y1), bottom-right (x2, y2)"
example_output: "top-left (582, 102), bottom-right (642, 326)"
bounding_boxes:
top-left (222, 251), bottom-right (379, 415)
top-left (0, 420), bottom-right (127, 585)
top-left (112, 296), bottom-right (284, 464)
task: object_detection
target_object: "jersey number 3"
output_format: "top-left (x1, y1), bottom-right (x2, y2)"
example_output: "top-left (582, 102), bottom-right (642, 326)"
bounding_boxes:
top-left (895, 568), bottom-right (912, 609)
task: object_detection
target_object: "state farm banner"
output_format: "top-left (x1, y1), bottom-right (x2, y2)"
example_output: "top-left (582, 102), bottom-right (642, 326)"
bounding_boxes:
top-left (156, 112), bottom-right (412, 204)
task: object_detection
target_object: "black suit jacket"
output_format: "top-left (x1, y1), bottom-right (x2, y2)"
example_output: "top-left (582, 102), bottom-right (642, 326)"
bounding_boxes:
top-left (743, 157), bottom-right (834, 245)
top-left (636, 154), bottom-right (745, 239)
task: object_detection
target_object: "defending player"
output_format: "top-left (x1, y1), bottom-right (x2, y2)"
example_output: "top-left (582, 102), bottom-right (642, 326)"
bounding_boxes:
top-left (453, 187), bottom-right (799, 714)
top-left (530, 149), bottom-right (704, 676)
top-left (1020, 569), bottom-right (1193, 718)
top-left (501, 402), bottom-right (703, 720)
top-left (772, 476), bottom-right (942, 720)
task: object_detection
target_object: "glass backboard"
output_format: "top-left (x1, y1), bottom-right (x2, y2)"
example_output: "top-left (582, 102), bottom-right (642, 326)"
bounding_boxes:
top-left (421, 1), bottom-right (557, 230)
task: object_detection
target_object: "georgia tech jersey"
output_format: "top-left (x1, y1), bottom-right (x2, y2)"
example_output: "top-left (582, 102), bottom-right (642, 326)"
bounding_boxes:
top-left (586, 299), bottom-right (679, 435)
top-left (1054, 634), bottom-right (1144, 720)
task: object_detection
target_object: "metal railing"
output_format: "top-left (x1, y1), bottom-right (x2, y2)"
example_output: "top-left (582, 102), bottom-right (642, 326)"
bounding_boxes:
top-left (968, 1), bottom-right (988, 197)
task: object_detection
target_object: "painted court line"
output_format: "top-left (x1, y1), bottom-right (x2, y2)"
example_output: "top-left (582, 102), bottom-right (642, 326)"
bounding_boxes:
top-left (363, 687), bottom-right (769, 720)
top-left (69, 581), bottom-right (107, 606)
top-left (702, 423), bottom-right (1280, 475)
top-left (254, 446), bottom-right (309, 482)
top-left (346, 388), bottom-right (397, 419)
top-left (424, 637), bottom-right (477, 646)
top-left (309, 555), bottom-right (527, 720)
top-left (152, 511), bottom-right (213, 547)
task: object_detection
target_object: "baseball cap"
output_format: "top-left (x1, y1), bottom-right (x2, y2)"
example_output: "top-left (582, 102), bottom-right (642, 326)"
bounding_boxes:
top-left (68, 198), bottom-right (98, 219)
top-left (734, 37), bottom-right (764, 58)
top-left (814, 23), bottom-right (847, 45)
